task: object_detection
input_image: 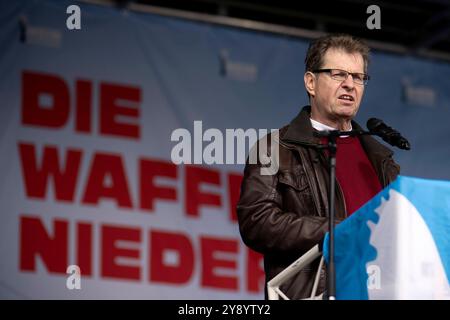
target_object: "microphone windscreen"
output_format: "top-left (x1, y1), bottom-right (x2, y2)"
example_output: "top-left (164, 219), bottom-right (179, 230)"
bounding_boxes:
top-left (366, 118), bottom-right (383, 131)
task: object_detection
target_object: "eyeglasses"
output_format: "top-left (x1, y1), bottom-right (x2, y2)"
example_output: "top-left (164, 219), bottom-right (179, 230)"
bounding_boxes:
top-left (312, 68), bottom-right (370, 85)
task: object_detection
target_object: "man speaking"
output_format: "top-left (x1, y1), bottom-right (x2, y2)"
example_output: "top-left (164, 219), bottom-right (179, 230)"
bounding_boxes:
top-left (237, 34), bottom-right (400, 299)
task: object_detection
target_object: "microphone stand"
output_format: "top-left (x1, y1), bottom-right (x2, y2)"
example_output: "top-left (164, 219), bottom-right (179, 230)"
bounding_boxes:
top-left (313, 129), bottom-right (372, 300)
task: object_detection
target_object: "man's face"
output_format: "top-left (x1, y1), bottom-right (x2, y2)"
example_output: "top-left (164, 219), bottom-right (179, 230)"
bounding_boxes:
top-left (304, 48), bottom-right (366, 129)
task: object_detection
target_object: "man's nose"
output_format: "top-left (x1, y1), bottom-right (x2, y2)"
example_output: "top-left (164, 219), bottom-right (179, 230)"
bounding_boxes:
top-left (341, 75), bottom-right (355, 89)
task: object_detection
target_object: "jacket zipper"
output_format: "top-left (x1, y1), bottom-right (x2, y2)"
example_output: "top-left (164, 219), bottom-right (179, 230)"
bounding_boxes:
top-left (316, 147), bottom-right (347, 219)
top-left (336, 179), bottom-right (348, 218)
top-left (298, 149), bottom-right (322, 217)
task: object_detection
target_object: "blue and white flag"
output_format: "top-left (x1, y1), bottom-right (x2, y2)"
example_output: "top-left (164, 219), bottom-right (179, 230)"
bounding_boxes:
top-left (323, 176), bottom-right (450, 299)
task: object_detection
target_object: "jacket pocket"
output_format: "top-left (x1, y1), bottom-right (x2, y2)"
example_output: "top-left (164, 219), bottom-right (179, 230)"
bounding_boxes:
top-left (277, 169), bottom-right (315, 214)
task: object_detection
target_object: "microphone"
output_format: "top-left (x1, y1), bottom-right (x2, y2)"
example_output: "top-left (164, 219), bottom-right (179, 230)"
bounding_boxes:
top-left (367, 118), bottom-right (411, 150)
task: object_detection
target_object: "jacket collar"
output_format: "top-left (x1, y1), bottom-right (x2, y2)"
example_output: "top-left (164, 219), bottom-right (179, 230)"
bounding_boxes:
top-left (281, 105), bottom-right (394, 158)
top-left (350, 117), bottom-right (394, 159)
top-left (281, 106), bottom-right (321, 146)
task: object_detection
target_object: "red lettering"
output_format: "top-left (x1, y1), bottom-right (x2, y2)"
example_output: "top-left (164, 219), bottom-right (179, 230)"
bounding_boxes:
top-left (100, 83), bottom-right (140, 139)
top-left (82, 153), bottom-right (133, 208)
top-left (77, 222), bottom-right (92, 276)
top-left (20, 215), bottom-right (68, 273)
top-left (75, 79), bottom-right (92, 133)
top-left (21, 71), bottom-right (141, 139)
top-left (21, 71), bottom-right (69, 128)
top-left (101, 225), bottom-right (141, 280)
top-left (18, 143), bottom-right (81, 201)
top-left (227, 173), bottom-right (243, 223)
top-left (200, 236), bottom-right (238, 290)
top-left (185, 166), bottom-right (221, 217)
top-left (140, 159), bottom-right (177, 212)
top-left (18, 215), bottom-right (262, 294)
top-left (246, 249), bottom-right (264, 293)
top-left (150, 230), bottom-right (194, 284)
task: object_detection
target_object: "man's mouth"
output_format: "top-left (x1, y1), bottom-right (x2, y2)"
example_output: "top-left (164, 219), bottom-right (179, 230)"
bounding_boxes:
top-left (338, 94), bottom-right (354, 102)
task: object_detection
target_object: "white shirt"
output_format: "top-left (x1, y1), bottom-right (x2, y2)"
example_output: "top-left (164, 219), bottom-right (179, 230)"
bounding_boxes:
top-left (310, 118), bottom-right (352, 137)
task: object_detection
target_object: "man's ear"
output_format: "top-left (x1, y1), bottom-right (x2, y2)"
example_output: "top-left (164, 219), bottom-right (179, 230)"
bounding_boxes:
top-left (304, 72), bottom-right (316, 97)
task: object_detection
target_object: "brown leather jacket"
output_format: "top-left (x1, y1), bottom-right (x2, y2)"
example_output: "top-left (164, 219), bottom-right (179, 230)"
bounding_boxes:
top-left (237, 106), bottom-right (400, 300)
